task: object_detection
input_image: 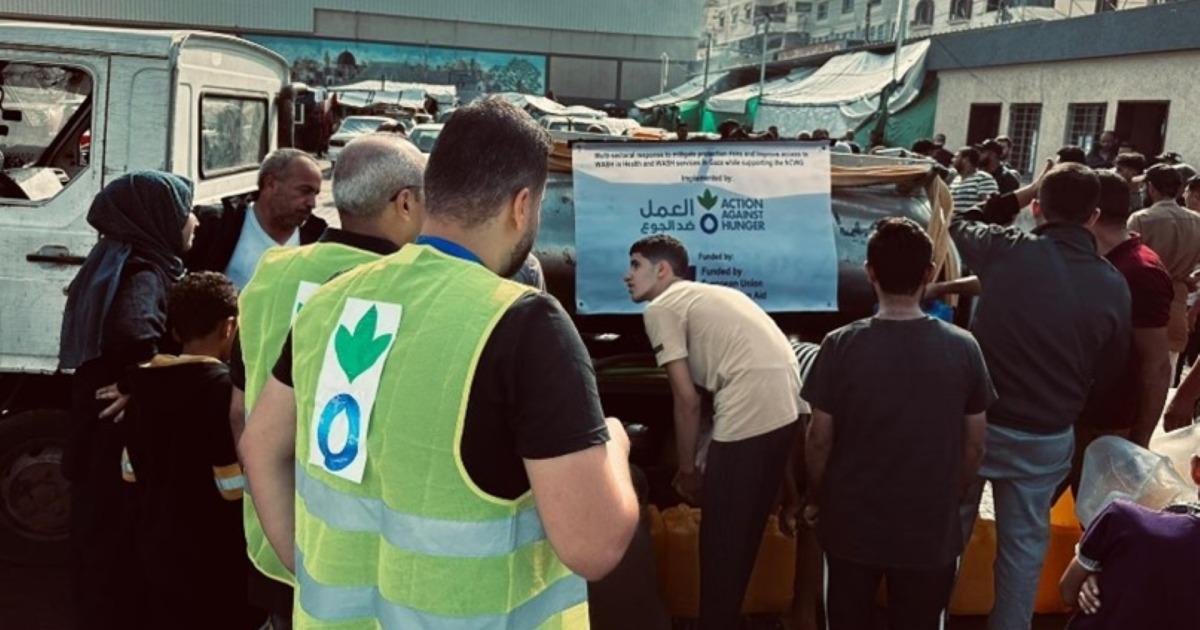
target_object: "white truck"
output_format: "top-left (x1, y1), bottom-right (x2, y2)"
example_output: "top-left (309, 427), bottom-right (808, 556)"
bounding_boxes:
top-left (0, 21), bottom-right (293, 563)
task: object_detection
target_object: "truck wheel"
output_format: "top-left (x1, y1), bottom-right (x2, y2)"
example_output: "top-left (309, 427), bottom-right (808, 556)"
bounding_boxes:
top-left (0, 409), bottom-right (70, 566)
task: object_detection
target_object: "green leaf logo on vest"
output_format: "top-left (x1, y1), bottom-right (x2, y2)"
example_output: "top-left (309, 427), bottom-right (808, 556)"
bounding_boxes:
top-left (309, 298), bottom-right (403, 483)
top-left (334, 305), bottom-right (393, 383)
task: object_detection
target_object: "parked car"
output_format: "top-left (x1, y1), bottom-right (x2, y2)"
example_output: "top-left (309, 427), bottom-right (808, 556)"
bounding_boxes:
top-left (408, 123), bottom-right (443, 154)
top-left (327, 115), bottom-right (393, 162)
top-left (539, 115), bottom-right (618, 135)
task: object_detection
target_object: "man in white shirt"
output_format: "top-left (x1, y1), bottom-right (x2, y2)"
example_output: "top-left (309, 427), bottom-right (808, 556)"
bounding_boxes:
top-left (624, 234), bottom-right (803, 630)
top-left (187, 148), bottom-right (325, 288)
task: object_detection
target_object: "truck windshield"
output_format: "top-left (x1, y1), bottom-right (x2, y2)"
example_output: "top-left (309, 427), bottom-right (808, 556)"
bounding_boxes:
top-left (0, 62), bottom-right (93, 201)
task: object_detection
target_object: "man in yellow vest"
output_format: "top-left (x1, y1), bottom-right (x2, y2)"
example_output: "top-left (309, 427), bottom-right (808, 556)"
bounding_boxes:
top-left (241, 97), bottom-right (640, 628)
top-left (232, 133), bottom-right (427, 628)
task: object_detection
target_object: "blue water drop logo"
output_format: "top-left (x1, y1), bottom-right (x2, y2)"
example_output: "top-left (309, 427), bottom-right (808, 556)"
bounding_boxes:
top-left (317, 393), bottom-right (361, 471)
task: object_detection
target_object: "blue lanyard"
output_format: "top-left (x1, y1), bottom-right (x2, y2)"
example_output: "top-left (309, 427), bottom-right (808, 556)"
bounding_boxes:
top-left (414, 235), bottom-right (483, 265)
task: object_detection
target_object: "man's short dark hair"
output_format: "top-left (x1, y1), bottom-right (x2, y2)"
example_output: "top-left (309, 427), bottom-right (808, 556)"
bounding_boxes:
top-left (866, 218), bottom-right (932, 295)
top-left (630, 234), bottom-right (689, 277)
top-left (1038, 163), bottom-right (1100, 224)
top-left (1114, 152), bottom-right (1146, 174)
top-left (911, 139), bottom-right (935, 154)
top-left (1096, 170), bottom-right (1133, 226)
top-left (1057, 145), bottom-right (1087, 164)
top-left (168, 272), bottom-right (238, 343)
top-left (979, 139), bottom-right (1004, 156)
top-left (956, 147), bottom-right (981, 167)
top-left (424, 96), bottom-right (552, 227)
top-left (1144, 163), bottom-right (1183, 198)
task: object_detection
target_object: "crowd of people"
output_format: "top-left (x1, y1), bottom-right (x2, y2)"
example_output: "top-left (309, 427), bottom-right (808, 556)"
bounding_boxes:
top-left (57, 98), bottom-right (1197, 630)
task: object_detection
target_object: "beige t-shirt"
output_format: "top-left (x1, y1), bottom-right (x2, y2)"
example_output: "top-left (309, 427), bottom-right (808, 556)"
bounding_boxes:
top-left (1128, 200), bottom-right (1200, 351)
top-left (643, 280), bottom-right (804, 442)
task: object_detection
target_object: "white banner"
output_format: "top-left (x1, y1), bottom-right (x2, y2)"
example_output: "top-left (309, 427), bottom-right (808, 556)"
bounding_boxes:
top-left (573, 141), bottom-right (837, 314)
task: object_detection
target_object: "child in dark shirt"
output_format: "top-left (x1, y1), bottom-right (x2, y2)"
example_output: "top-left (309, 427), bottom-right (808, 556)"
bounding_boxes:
top-left (802, 218), bottom-right (996, 630)
top-left (121, 271), bottom-right (259, 628)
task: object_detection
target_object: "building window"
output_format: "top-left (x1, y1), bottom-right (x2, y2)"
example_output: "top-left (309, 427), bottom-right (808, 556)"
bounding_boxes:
top-left (913, 0), bottom-right (934, 25)
top-left (843, 0), bottom-right (855, 13)
top-left (1064, 103), bottom-right (1108, 153)
top-left (745, 4), bottom-right (754, 21)
top-left (817, 2), bottom-right (829, 20)
top-left (1095, 0), bottom-right (1119, 11)
top-left (950, 0), bottom-right (973, 20)
top-left (1008, 104), bottom-right (1043, 177)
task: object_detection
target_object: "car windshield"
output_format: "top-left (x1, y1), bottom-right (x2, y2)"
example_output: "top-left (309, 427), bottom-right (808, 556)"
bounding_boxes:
top-left (338, 118), bottom-right (386, 135)
top-left (410, 128), bottom-right (440, 152)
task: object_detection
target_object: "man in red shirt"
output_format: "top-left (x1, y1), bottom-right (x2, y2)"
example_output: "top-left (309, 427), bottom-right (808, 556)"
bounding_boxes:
top-left (1077, 171), bottom-right (1173, 482)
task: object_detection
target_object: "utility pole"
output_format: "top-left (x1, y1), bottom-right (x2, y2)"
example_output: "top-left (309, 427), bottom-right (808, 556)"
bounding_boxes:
top-left (865, 1), bottom-right (873, 44)
top-left (660, 52), bottom-right (670, 94)
top-left (891, 0), bottom-right (909, 86)
top-left (757, 18), bottom-right (770, 101)
top-left (701, 31), bottom-right (712, 94)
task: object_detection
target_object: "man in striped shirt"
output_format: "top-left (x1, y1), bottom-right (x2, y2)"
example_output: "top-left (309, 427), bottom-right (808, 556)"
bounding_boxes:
top-left (951, 146), bottom-right (1000, 211)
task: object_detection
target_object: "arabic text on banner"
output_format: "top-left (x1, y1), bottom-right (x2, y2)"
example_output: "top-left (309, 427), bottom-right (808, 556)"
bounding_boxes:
top-left (572, 141), bottom-right (837, 314)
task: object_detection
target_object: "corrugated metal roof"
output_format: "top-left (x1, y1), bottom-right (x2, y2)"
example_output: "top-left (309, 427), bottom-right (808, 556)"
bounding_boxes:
top-left (0, 0), bottom-right (707, 38)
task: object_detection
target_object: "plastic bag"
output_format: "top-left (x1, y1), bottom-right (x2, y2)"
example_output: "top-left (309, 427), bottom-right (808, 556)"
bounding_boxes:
top-left (1076, 436), bottom-right (1195, 528)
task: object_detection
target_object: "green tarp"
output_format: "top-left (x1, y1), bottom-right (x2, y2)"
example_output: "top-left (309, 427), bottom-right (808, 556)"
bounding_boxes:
top-left (852, 80), bottom-right (939, 150)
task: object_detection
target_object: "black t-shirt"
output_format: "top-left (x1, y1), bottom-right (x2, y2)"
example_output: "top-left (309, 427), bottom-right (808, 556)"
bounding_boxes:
top-left (273, 292), bottom-right (610, 499)
top-left (801, 316), bottom-right (997, 568)
top-left (123, 359), bottom-right (248, 593)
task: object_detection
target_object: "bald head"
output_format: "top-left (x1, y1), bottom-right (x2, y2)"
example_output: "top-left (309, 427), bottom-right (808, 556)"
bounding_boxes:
top-left (332, 134), bottom-right (426, 217)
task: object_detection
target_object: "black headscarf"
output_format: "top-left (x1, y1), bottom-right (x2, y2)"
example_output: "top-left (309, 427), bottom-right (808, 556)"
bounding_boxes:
top-left (59, 171), bottom-right (194, 369)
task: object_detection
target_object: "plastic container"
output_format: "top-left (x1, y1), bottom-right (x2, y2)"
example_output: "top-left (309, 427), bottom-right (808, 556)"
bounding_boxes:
top-left (949, 488), bottom-right (1080, 615)
top-left (653, 505), bottom-right (796, 618)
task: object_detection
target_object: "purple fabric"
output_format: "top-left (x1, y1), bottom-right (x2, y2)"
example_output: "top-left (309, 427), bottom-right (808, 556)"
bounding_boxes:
top-left (1068, 500), bottom-right (1200, 630)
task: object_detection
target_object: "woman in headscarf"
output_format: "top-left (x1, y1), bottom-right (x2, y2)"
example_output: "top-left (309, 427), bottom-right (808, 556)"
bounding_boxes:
top-left (58, 170), bottom-right (196, 630)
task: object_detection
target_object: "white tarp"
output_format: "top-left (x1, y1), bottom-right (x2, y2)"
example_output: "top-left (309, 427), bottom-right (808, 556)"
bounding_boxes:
top-left (633, 71), bottom-right (731, 110)
top-left (705, 67), bottom-right (817, 115)
top-left (755, 40), bottom-right (930, 137)
top-left (329, 81), bottom-right (457, 108)
top-left (491, 92), bottom-right (569, 117)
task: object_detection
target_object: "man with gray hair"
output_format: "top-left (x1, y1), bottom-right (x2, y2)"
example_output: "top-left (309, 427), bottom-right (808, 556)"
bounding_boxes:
top-left (243, 97), bottom-right (639, 628)
top-left (187, 148), bottom-right (327, 288)
top-left (230, 134), bottom-right (425, 629)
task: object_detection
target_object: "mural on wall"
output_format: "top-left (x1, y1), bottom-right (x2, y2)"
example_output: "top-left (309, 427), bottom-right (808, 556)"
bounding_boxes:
top-left (246, 34), bottom-right (547, 102)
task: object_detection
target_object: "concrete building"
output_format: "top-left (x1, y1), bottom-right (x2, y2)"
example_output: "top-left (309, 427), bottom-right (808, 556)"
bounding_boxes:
top-left (0, 0), bottom-right (707, 105)
top-left (928, 2), bottom-right (1200, 177)
top-left (701, 0), bottom-right (902, 69)
top-left (909, 0), bottom-right (1167, 37)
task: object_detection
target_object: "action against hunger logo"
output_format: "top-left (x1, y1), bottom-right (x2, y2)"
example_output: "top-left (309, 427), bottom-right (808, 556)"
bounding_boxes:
top-left (638, 189), bottom-right (766, 236)
top-left (313, 302), bottom-right (400, 478)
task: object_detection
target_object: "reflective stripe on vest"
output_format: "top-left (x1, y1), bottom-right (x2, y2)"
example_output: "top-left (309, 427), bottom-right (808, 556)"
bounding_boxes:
top-left (238, 242), bottom-right (383, 586)
top-left (296, 462), bottom-right (546, 557)
top-left (213, 463), bottom-right (246, 501)
top-left (291, 245), bottom-right (588, 629)
top-left (295, 549), bottom-right (588, 630)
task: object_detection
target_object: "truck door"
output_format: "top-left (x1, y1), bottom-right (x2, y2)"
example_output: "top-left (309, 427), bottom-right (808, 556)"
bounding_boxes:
top-left (0, 51), bottom-right (108, 374)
